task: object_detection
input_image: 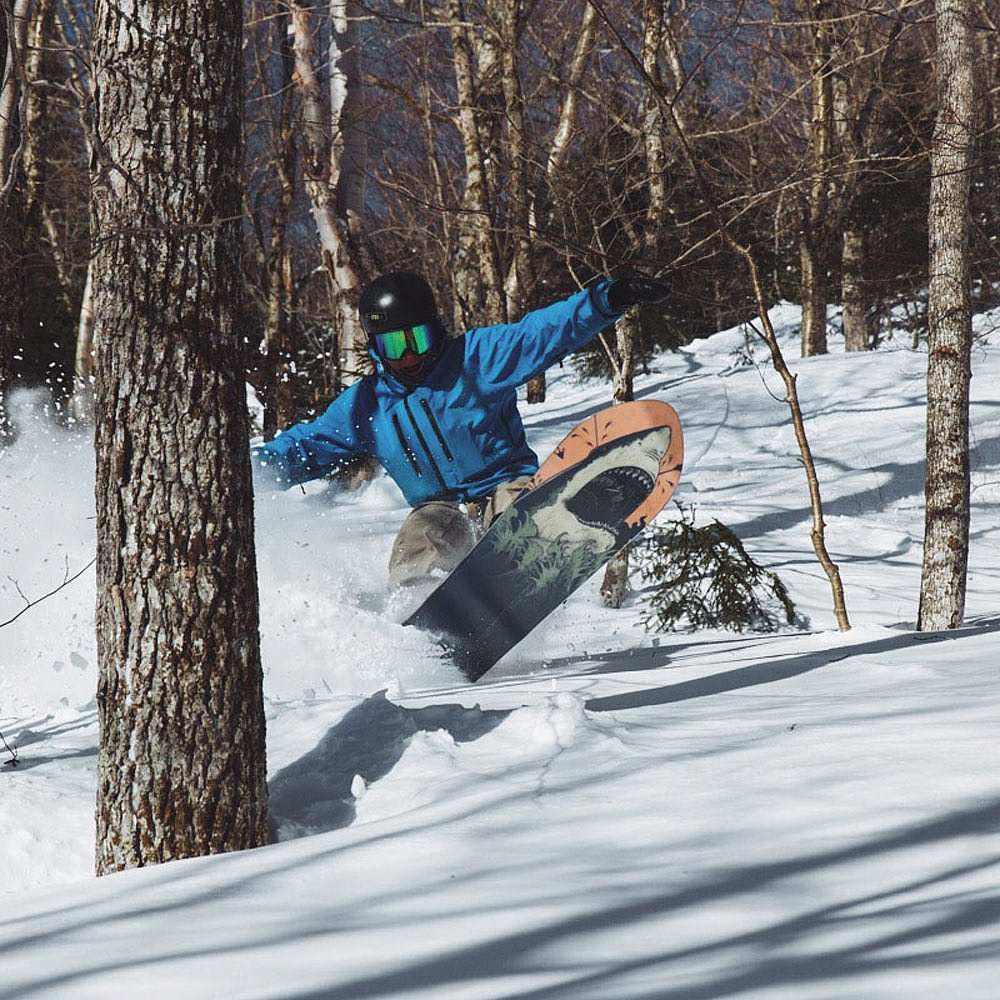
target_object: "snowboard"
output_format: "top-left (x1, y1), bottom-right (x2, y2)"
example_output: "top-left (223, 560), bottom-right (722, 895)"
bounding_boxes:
top-left (404, 399), bottom-right (684, 681)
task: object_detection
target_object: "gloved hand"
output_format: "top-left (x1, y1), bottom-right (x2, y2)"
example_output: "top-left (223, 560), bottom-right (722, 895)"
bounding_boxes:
top-left (607, 276), bottom-right (671, 311)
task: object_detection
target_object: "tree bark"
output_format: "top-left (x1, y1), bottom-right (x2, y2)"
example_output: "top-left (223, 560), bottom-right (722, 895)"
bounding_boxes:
top-left (841, 226), bottom-right (870, 351)
top-left (262, 0), bottom-right (297, 438)
top-left (289, 0), bottom-right (367, 388)
top-left (0, 0), bottom-right (30, 441)
top-left (329, 0), bottom-right (370, 380)
top-left (522, 1), bottom-right (597, 407)
top-left (445, 0), bottom-right (504, 329)
top-left (0, 0), bottom-right (30, 205)
top-left (91, 0), bottom-right (268, 873)
top-left (918, 0), bottom-right (976, 632)
top-left (799, 0), bottom-right (833, 357)
top-left (499, 0), bottom-right (531, 319)
top-left (602, 0), bottom-right (665, 609)
top-left (69, 259), bottom-right (95, 422)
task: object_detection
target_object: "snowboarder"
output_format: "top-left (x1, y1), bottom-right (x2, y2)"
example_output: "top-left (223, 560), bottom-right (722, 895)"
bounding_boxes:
top-left (253, 271), bottom-right (669, 593)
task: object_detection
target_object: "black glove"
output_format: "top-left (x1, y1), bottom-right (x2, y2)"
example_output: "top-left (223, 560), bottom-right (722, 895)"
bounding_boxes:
top-left (607, 276), bottom-right (671, 312)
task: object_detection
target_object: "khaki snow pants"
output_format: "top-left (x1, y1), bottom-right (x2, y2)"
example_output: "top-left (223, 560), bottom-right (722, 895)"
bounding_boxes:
top-left (387, 476), bottom-right (532, 589)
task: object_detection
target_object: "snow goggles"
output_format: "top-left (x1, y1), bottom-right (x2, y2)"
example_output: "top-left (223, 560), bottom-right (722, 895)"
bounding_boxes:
top-left (373, 323), bottom-right (436, 361)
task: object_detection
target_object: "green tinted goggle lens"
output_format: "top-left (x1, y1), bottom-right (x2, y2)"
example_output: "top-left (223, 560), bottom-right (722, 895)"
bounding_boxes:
top-left (375, 323), bottom-right (435, 361)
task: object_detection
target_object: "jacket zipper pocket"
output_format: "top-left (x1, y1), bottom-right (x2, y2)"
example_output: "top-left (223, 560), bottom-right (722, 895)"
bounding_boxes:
top-left (403, 398), bottom-right (447, 491)
top-left (421, 399), bottom-right (454, 462)
top-left (392, 414), bottom-right (422, 478)
top-left (500, 403), bottom-right (521, 447)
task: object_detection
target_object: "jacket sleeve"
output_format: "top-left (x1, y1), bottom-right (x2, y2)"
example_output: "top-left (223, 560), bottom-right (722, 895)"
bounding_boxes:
top-left (463, 282), bottom-right (621, 392)
top-left (253, 382), bottom-right (367, 488)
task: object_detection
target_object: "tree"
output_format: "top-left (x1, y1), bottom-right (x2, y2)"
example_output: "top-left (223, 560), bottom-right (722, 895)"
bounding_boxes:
top-left (251, 0), bottom-right (298, 438)
top-left (601, 0), bottom-right (669, 609)
top-left (91, 0), bottom-right (268, 872)
top-left (588, 0), bottom-right (852, 630)
top-left (289, 0), bottom-right (371, 390)
top-left (918, 0), bottom-right (977, 631)
top-left (444, 0), bottom-right (506, 329)
top-left (798, 0), bottom-right (835, 357)
top-left (0, 0), bottom-right (31, 442)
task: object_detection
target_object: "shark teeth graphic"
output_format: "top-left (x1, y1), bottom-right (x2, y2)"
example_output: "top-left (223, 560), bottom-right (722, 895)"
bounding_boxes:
top-left (529, 425), bottom-right (671, 552)
top-left (565, 466), bottom-right (655, 530)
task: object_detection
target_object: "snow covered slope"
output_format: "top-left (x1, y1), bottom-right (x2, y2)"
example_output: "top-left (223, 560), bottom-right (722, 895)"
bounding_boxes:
top-left (1, 304), bottom-right (998, 999)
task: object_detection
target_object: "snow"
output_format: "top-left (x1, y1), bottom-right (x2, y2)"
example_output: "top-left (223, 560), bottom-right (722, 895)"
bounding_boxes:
top-left (2, 303), bottom-right (999, 998)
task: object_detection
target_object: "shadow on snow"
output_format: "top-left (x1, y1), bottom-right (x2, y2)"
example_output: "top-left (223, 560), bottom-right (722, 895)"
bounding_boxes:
top-left (267, 691), bottom-right (510, 838)
top-left (582, 616), bottom-right (1000, 713)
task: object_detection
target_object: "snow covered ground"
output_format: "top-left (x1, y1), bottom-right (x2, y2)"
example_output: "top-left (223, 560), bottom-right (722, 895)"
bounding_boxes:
top-left (1, 303), bottom-right (999, 999)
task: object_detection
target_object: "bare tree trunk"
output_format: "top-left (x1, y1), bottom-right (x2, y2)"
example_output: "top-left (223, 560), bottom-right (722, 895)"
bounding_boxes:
top-left (590, 0), bottom-right (851, 628)
top-left (602, 0), bottom-right (665, 609)
top-left (829, 2), bottom-right (914, 354)
top-left (800, 0), bottom-right (833, 357)
top-left (21, 0), bottom-right (51, 220)
top-left (69, 259), bottom-right (95, 422)
top-left (51, 0), bottom-right (99, 423)
top-left (445, 0), bottom-right (504, 329)
top-left (499, 0), bottom-right (531, 319)
top-left (289, 0), bottom-right (367, 388)
top-left (262, 0), bottom-right (296, 438)
top-left (523, 1), bottom-right (597, 406)
top-left (0, 0), bottom-right (30, 203)
top-left (600, 306), bottom-right (641, 608)
top-left (329, 0), bottom-right (370, 381)
top-left (918, 0), bottom-right (976, 632)
top-left (0, 0), bottom-right (31, 441)
top-left (91, 0), bottom-right (268, 873)
top-left (841, 226), bottom-right (870, 351)
top-left (499, 1), bottom-right (542, 402)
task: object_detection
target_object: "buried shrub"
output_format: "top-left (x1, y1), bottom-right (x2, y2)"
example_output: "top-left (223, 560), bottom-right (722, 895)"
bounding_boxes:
top-left (635, 502), bottom-right (798, 633)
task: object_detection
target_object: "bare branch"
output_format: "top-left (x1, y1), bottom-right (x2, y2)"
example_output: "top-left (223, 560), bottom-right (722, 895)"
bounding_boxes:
top-left (1, 727), bottom-right (18, 766)
top-left (1, 556), bottom-right (96, 630)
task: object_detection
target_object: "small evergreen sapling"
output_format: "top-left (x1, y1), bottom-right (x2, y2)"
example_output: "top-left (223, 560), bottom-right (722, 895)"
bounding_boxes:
top-left (635, 502), bottom-right (797, 633)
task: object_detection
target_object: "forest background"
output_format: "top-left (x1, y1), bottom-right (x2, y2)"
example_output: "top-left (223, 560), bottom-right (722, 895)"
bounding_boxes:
top-left (2, 0), bottom-right (997, 425)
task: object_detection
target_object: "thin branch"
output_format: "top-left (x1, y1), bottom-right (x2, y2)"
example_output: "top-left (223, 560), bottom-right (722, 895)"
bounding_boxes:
top-left (1, 556), bottom-right (96, 629)
top-left (1, 728), bottom-right (18, 766)
top-left (586, 0), bottom-right (851, 632)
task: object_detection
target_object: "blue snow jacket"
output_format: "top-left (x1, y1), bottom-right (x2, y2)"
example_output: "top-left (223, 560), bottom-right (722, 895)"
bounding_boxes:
top-left (255, 282), bottom-right (622, 505)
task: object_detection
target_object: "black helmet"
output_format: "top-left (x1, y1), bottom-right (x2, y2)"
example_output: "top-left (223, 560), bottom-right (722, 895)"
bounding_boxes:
top-left (360, 272), bottom-right (439, 337)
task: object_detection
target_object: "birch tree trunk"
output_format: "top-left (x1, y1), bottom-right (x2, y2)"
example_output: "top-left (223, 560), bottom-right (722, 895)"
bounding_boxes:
top-left (601, 0), bottom-right (666, 609)
top-left (262, 0), bottom-right (297, 438)
top-left (445, 0), bottom-right (504, 330)
top-left (69, 260), bottom-right (95, 421)
top-left (499, 0), bottom-right (531, 321)
top-left (91, 0), bottom-right (268, 873)
top-left (0, 0), bottom-right (31, 442)
top-left (54, 0), bottom-right (99, 422)
top-left (21, 0), bottom-right (51, 222)
top-left (918, 0), bottom-right (976, 631)
top-left (0, 0), bottom-right (30, 202)
top-left (799, 0), bottom-right (833, 357)
top-left (289, 0), bottom-right (367, 388)
top-left (330, 0), bottom-right (370, 379)
top-left (522, 1), bottom-right (597, 405)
